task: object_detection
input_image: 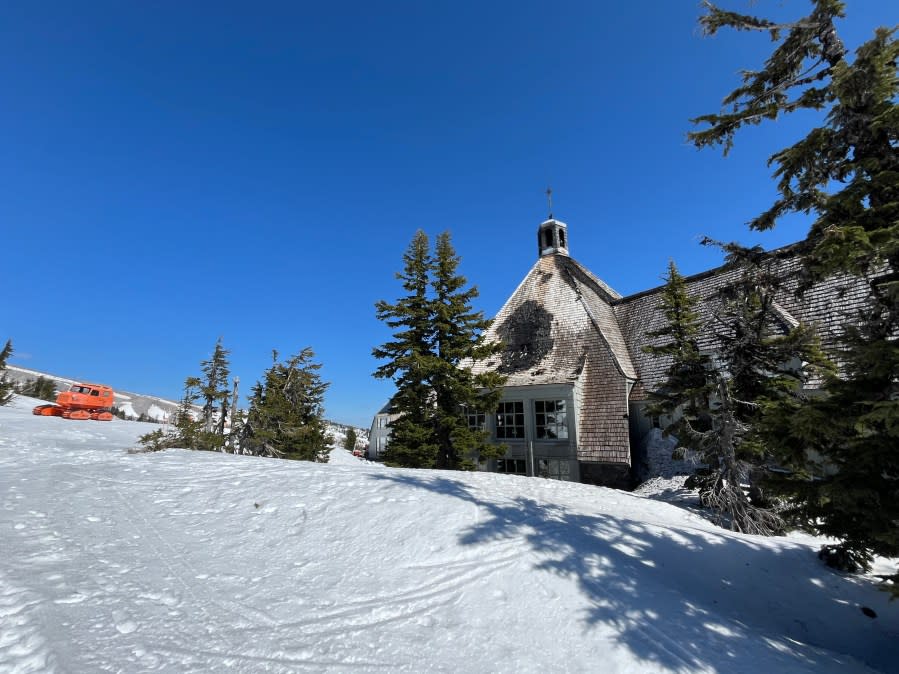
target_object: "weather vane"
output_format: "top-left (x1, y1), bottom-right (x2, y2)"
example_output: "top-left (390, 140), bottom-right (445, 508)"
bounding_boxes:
top-left (546, 187), bottom-right (553, 219)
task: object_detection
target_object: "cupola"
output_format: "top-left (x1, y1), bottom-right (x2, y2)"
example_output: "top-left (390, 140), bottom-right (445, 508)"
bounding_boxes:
top-left (538, 188), bottom-right (569, 258)
top-left (537, 217), bottom-right (569, 258)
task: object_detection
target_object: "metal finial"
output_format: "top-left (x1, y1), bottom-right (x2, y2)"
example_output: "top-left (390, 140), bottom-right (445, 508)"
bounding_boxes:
top-left (546, 187), bottom-right (553, 219)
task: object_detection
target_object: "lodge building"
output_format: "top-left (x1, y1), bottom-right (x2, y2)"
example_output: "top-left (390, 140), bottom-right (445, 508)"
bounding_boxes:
top-left (369, 215), bottom-right (867, 487)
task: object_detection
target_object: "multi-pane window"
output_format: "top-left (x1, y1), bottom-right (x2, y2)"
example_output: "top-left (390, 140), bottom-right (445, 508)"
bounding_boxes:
top-left (463, 407), bottom-right (486, 431)
top-left (535, 400), bottom-right (568, 439)
top-left (496, 458), bottom-right (527, 475)
top-left (495, 401), bottom-right (525, 439)
top-left (537, 458), bottom-right (571, 481)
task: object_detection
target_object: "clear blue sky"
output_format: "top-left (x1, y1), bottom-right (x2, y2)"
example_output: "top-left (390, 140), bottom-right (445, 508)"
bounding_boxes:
top-left (2, 1), bottom-right (895, 427)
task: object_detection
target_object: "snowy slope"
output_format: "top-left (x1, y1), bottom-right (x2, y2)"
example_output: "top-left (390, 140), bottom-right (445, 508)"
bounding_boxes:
top-left (0, 396), bottom-right (896, 673)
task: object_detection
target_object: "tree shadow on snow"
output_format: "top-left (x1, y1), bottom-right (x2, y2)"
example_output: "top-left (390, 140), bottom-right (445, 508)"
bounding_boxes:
top-left (369, 472), bottom-right (896, 673)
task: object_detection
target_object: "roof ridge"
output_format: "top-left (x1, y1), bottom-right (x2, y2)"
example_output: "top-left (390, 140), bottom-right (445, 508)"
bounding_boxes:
top-left (562, 256), bottom-right (622, 301)
top-left (562, 266), bottom-right (636, 381)
top-left (613, 241), bottom-right (804, 305)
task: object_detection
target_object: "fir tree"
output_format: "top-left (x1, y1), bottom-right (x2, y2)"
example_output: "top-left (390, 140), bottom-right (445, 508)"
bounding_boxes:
top-left (709, 249), bottom-right (829, 530)
top-left (691, 1), bottom-right (898, 586)
top-left (373, 230), bottom-right (439, 467)
top-left (174, 376), bottom-right (203, 449)
top-left (642, 261), bottom-right (776, 534)
top-left (645, 257), bottom-right (828, 535)
top-left (429, 232), bottom-right (506, 470)
top-left (199, 338), bottom-right (231, 448)
top-left (241, 348), bottom-right (330, 462)
top-left (344, 428), bottom-right (358, 452)
top-left (19, 376), bottom-right (57, 402)
top-left (642, 261), bottom-right (713, 436)
top-left (0, 340), bottom-right (13, 406)
top-left (373, 230), bottom-right (506, 470)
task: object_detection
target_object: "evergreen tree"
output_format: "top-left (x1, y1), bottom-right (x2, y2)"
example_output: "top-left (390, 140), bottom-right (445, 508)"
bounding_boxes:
top-left (19, 376), bottom-right (57, 402)
top-left (174, 376), bottom-right (203, 449)
top-left (373, 230), bottom-right (439, 467)
top-left (429, 232), bottom-right (506, 469)
top-left (199, 338), bottom-right (231, 448)
top-left (691, 1), bottom-right (898, 586)
top-left (373, 230), bottom-right (506, 469)
top-left (0, 340), bottom-right (13, 406)
top-left (645, 257), bottom-right (827, 534)
top-left (241, 348), bottom-right (330, 462)
top-left (344, 428), bottom-right (358, 452)
top-left (643, 261), bottom-right (713, 437)
top-left (226, 407), bottom-right (245, 453)
top-left (710, 249), bottom-right (830, 527)
top-left (642, 261), bottom-right (776, 534)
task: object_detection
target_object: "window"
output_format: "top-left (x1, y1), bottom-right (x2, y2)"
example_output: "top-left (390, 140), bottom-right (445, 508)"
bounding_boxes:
top-left (377, 417), bottom-right (386, 428)
top-left (559, 229), bottom-right (566, 248)
top-left (537, 458), bottom-right (571, 481)
top-left (497, 459), bottom-right (527, 475)
top-left (535, 400), bottom-right (568, 439)
top-left (495, 401), bottom-right (525, 439)
top-left (464, 407), bottom-right (485, 431)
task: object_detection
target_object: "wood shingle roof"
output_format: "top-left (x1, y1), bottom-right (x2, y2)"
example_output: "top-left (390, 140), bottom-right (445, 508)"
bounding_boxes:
top-left (473, 239), bottom-right (872, 465)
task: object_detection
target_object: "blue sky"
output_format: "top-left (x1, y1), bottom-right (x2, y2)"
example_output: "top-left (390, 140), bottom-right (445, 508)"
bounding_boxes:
top-left (2, 1), bottom-right (895, 427)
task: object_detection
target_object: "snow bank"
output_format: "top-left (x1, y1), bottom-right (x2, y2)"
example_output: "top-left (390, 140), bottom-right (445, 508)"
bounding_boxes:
top-left (1, 397), bottom-right (896, 673)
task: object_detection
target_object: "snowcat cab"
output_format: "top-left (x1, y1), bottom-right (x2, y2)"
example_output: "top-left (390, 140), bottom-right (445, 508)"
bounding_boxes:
top-left (33, 383), bottom-right (115, 421)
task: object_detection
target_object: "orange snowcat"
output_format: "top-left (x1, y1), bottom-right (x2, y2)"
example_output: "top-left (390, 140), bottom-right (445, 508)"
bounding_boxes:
top-left (33, 383), bottom-right (115, 421)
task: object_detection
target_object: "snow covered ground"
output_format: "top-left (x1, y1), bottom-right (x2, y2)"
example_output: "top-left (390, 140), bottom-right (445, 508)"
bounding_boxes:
top-left (1, 395), bottom-right (896, 673)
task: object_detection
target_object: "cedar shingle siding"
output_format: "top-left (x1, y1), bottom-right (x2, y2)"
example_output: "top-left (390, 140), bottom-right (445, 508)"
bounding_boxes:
top-left (470, 250), bottom-right (638, 467)
top-left (465, 222), bottom-right (871, 486)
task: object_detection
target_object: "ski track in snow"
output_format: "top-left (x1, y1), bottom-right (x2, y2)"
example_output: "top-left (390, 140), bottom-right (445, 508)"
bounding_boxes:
top-left (1, 395), bottom-right (897, 673)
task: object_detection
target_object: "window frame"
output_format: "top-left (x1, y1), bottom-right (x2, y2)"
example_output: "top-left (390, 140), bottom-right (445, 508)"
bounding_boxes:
top-left (463, 407), bottom-right (486, 431)
top-left (495, 401), bottom-right (525, 439)
top-left (534, 399), bottom-right (568, 441)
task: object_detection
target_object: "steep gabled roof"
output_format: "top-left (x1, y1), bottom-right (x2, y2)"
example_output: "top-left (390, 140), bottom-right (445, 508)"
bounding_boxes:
top-left (472, 254), bottom-right (636, 385)
top-left (470, 253), bottom-right (636, 464)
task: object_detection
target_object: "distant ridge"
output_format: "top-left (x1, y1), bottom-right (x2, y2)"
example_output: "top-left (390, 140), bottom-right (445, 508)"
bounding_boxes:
top-left (4, 365), bottom-right (369, 436)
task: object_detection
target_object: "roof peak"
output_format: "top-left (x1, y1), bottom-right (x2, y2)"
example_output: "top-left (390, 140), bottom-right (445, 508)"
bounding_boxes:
top-left (537, 217), bottom-right (569, 258)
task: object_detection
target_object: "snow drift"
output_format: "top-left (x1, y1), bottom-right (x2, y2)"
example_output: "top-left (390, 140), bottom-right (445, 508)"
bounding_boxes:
top-left (0, 396), bottom-right (896, 672)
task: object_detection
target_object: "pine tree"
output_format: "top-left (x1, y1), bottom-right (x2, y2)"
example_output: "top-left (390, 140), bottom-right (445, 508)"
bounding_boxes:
top-left (241, 348), bottom-right (330, 462)
top-left (0, 339), bottom-right (13, 406)
top-left (344, 428), bottom-right (358, 452)
top-left (373, 230), bottom-right (439, 467)
top-left (199, 338), bottom-right (231, 448)
top-left (691, 1), bottom-right (898, 586)
top-left (373, 230), bottom-right (506, 470)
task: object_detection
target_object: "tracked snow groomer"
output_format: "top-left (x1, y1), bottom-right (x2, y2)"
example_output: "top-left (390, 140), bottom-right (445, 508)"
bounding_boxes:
top-left (33, 383), bottom-right (115, 421)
